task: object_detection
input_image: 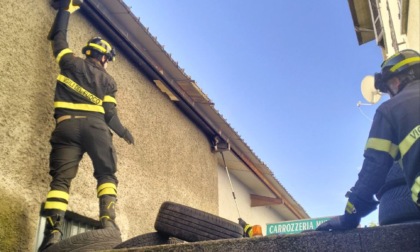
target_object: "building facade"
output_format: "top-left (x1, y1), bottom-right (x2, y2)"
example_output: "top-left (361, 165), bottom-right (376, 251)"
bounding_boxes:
top-left (348, 0), bottom-right (419, 57)
top-left (0, 0), bottom-right (308, 251)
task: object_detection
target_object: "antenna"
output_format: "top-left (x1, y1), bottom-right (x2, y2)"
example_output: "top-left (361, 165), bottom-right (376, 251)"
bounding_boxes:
top-left (361, 75), bottom-right (381, 104)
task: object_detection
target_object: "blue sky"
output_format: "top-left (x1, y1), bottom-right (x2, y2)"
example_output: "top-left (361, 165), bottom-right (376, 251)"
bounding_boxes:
top-left (124, 0), bottom-right (385, 226)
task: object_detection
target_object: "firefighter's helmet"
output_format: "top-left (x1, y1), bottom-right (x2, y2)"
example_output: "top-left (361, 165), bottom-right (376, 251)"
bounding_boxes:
top-left (375, 49), bottom-right (420, 93)
top-left (82, 37), bottom-right (116, 62)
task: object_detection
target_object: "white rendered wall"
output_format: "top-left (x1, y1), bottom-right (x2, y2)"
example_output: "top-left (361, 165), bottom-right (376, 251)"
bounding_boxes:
top-left (217, 165), bottom-right (286, 236)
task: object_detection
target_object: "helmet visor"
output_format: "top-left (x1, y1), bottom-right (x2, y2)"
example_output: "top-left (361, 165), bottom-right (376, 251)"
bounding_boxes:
top-left (374, 72), bottom-right (388, 93)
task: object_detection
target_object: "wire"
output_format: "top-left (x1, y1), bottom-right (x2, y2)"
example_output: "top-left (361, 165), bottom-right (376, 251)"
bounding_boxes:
top-left (357, 102), bottom-right (373, 122)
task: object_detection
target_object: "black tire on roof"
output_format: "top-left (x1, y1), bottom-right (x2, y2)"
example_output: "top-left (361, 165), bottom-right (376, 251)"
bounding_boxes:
top-left (113, 232), bottom-right (185, 249)
top-left (43, 228), bottom-right (121, 252)
top-left (154, 201), bottom-right (243, 242)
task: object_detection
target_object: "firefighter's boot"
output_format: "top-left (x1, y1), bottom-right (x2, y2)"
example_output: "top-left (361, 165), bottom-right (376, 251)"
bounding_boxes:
top-left (38, 211), bottom-right (64, 252)
top-left (99, 195), bottom-right (119, 230)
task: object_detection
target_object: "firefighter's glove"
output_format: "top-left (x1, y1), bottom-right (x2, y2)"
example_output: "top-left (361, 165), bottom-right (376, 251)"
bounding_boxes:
top-left (316, 214), bottom-right (360, 231)
top-left (52, 0), bottom-right (83, 13)
top-left (123, 128), bottom-right (134, 145)
top-left (238, 218), bottom-right (247, 228)
top-left (316, 193), bottom-right (378, 232)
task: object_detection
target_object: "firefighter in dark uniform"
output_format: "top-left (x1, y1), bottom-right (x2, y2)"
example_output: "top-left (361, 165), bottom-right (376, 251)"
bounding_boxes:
top-left (316, 49), bottom-right (420, 231)
top-left (238, 218), bottom-right (254, 237)
top-left (38, 1), bottom-right (134, 250)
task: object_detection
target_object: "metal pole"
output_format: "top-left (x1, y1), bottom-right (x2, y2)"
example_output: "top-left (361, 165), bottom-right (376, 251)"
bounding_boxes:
top-left (221, 152), bottom-right (241, 218)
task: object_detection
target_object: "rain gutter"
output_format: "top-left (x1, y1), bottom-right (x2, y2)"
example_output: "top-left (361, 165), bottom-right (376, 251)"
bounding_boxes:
top-left (80, 1), bottom-right (217, 140)
top-left (80, 0), bottom-right (308, 219)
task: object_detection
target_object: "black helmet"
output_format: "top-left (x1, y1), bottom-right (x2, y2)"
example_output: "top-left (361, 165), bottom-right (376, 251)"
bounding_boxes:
top-left (82, 37), bottom-right (116, 62)
top-left (374, 49), bottom-right (420, 93)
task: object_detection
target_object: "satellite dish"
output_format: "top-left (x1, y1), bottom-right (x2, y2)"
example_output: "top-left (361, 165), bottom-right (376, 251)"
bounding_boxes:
top-left (361, 75), bottom-right (381, 104)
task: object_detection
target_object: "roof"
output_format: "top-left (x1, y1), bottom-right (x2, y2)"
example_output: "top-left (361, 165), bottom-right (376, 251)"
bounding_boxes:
top-left (347, 0), bottom-right (375, 45)
top-left (80, 0), bottom-right (309, 220)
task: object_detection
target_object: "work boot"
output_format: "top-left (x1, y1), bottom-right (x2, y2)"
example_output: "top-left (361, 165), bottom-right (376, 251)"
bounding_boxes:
top-left (99, 195), bottom-right (119, 230)
top-left (38, 212), bottom-right (64, 252)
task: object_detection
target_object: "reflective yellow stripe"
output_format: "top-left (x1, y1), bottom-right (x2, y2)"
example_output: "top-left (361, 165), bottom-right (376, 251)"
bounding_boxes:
top-left (101, 40), bottom-right (112, 51)
top-left (365, 138), bottom-right (399, 159)
top-left (57, 74), bottom-right (103, 105)
top-left (88, 43), bottom-right (107, 53)
top-left (390, 57), bottom-right (420, 72)
top-left (411, 176), bottom-right (420, 205)
top-left (345, 200), bottom-right (356, 214)
top-left (98, 188), bottom-right (117, 197)
top-left (56, 48), bottom-right (73, 63)
top-left (54, 101), bottom-right (105, 113)
top-left (44, 201), bottom-right (68, 211)
top-left (97, 183), bottom-right (117, 197)
top-left (103, 95), bottom-right (117, 104)
top-left (47, 190), bottom-right (69, 201)
top-left (97, 182), bottom-right (117, 192)
top-left (399, 125), bottom-right (420, 158)
top-left (244, 224), bottom-right (253, 237)
top-left (47, 216), bottom-right (55, 226)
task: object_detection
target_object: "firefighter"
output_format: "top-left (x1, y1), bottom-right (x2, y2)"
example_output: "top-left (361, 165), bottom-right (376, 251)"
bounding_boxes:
top-left (238, 218), bottom-right (253, 237)
top-left (38, 0), bottom-right (134, 250)
top-left (316, 49), bottom-right (420, 231)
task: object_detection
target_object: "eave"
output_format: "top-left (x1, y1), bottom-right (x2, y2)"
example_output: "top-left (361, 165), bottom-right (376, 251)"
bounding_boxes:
top-left (347, 0), bottom-right (375, 45)
top-left (80, 0), bottom-right (309, 220)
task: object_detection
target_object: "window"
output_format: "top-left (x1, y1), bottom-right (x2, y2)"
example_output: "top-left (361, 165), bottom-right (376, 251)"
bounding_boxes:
top-left (35, 205), bottom-right (101, 250)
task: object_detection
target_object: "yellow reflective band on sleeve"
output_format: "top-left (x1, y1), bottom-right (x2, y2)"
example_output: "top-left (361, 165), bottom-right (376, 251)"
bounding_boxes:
top-left (47, 190), bottom-right (69, 201)
top-left (399, 125), bottom-right (420, 158)
top-left (103, 95), bottom-right (117, 105)
top-left (44, 201), bottom-right (68, 212)
top-left (57, 74), bottom-right (103, 106)
top-left (345, 201), bottom-right (356, 214)
top-left (390, 57), bottom-right (420, 72)
top-left (244, 224), bottom-right (253, 237)
top-left (97, 183), bottom-right (117, 197)
top-left (54, 101), bottom-right (105, 113)
top-left (411, 176), bottom-right (420, 205)
top-left (56, 48), bottom-right (73, 63)
top-left (365, 138), bottom-right (399, 159)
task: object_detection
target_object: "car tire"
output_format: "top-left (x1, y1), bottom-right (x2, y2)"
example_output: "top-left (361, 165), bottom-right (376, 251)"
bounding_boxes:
top-left (378, 163), bottom-right (420, 225)
top-left (43, 228), bottom-right (121, 252)
top-left (154, 201), bottom-right (243, 242)
top-left (113, 232), bottom-right (185, 249)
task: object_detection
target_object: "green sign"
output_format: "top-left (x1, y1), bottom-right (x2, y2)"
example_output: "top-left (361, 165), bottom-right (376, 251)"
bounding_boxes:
top-left (266, 217), bottom-right (331, 235)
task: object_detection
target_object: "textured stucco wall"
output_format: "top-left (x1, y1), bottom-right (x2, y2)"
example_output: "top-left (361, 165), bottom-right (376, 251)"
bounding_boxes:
top-left (0, 0), bottom-right (218, 250)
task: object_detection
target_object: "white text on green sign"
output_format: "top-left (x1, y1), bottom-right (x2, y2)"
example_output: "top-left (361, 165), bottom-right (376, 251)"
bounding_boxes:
top-left (266, 217), bottom-right (331, 235)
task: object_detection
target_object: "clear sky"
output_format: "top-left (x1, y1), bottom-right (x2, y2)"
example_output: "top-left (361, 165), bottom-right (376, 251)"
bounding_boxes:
top-left (124, 0), bottom-right (386, 226)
